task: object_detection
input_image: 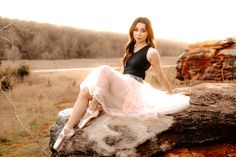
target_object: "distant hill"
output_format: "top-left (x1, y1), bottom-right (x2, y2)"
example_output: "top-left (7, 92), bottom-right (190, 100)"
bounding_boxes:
top-left (0, 17), bottom-right (188, 60)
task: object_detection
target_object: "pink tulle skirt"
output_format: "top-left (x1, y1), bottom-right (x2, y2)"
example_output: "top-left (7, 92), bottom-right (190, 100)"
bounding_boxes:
top-left (80, 65), bottom-right (190, 119)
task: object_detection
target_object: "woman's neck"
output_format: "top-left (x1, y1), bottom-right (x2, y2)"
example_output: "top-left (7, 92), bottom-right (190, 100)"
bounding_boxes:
top-left (134, 42), bottom-right (148, 52)
top-left (135, 42), bottom-right (148, 49)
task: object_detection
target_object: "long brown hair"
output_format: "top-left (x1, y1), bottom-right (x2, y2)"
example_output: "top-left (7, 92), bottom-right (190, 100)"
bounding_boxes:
top-left (121, 17), bottom-right (156, 66)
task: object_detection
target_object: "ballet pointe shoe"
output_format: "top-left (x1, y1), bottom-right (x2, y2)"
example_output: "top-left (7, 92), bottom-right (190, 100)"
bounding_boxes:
top-left (78, 107), bottom-right (100, 129)
top-left (53, 126), bottom-right (75, 151)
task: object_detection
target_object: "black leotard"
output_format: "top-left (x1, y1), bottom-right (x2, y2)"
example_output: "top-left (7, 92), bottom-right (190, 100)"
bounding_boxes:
top-left (123, 45), bottom-right (151, 80)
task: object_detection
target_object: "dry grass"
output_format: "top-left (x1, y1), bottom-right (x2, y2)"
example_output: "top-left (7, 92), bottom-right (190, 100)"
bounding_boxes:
top-left (0, 69), bottom-right (90, 156)
top-left (0, 57), bottom-right (177, 70)
top-left (0, 58), bottom-right (121, 70)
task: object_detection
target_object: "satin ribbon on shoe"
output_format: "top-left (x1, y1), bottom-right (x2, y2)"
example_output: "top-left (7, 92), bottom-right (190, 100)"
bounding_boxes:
top-left (53, 127), bottom-right (75, 151)
top-left (78, 107), bottom-right (100, 129)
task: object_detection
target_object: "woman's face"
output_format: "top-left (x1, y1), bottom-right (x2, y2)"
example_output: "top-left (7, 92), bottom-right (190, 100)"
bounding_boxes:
top-left (133, 22), bottom-right (148, 45)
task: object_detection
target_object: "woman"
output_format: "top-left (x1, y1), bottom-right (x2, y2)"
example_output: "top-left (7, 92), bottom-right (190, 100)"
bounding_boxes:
top-left (53, 17), bottom-right (190, 150)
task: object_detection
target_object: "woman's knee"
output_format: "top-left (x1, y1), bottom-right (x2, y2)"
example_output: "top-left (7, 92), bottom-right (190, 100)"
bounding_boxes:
top-left (79, 86), bottom-right (92, 99)
top-left (97, 65), bottom-right (113, 79)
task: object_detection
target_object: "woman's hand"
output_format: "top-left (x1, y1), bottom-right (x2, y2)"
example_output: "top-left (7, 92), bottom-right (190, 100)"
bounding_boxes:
top-left (118, 66), bottom-right (124, 73)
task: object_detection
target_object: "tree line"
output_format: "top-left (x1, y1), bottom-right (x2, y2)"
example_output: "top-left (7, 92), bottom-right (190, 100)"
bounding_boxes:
top-left (0, 17), bottom-right (188, 60)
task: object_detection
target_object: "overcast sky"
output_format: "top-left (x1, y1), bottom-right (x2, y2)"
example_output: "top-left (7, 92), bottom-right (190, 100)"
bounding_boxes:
top-left (0, 0), bottom-right (236, 43)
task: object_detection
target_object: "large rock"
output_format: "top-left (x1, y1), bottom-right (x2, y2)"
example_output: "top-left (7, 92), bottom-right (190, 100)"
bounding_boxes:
top-left (49, 83), bottom-right (236, 156)
top-left (176, 38), bottom-right (236, 82)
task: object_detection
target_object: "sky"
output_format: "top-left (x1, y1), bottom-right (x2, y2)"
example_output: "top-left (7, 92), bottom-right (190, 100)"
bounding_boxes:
top-left (0, 0), bottom-right (236, 43)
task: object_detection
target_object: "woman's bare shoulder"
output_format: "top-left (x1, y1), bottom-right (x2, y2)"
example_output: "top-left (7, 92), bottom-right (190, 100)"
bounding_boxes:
top-left (147, 47), bottom-right (160, 61)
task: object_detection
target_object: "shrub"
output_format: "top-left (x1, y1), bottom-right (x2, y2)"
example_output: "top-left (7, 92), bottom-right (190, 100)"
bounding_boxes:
top-left (17, 64), bottom-right (30, 80)
top-left (1, 76), bottom-right (12, 91)
top-left (0, 64), bottom-right (30, 90)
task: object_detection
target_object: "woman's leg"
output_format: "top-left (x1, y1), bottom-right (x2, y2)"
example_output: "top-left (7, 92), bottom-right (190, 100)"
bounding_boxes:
top-left (78, 97), bottom-right (102, 128)
top-left (89, 98), bottom-right (101, 110)
top-left (53, 65), bottom-right (112, 150)
top-left (53, 87), bottom-right (92, 150)
top-left (65, 86), bottom-right (93, 128)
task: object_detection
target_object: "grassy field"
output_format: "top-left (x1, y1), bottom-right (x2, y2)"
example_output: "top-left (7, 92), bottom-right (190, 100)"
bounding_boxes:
top-left (0, 69), bottom-right (88, 156)
top-left (0, 57), bottom-right (207, 156)
top-left (0, 57), bottom-right (178, 70)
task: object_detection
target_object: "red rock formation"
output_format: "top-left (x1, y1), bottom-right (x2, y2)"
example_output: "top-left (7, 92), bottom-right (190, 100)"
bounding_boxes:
top-left (164, 144), bottom-right (236, 157)
top-left (176, 38), bottom-right (236, 82)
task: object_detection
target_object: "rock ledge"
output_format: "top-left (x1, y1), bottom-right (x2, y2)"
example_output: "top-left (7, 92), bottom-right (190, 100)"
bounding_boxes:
top-left (49, 83), bottom-right (236, 156)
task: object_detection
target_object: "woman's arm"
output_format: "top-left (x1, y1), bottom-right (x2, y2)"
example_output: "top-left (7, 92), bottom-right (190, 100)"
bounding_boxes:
top-left (147, 48), bottom-right (173, 94)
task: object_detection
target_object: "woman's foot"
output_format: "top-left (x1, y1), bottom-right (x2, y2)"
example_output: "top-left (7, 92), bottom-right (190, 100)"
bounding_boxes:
top-left (78, 107), bottom-right (100, 129)
top-left (53, 126), bottom-right (75, 151)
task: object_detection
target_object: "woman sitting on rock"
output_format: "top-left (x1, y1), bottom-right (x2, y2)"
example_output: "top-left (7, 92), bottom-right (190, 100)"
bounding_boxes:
top-left (53, 17), bottom-right (190, 151)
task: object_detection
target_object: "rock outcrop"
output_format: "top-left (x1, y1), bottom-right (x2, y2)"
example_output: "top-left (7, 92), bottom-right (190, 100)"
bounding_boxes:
top-left (176, 38), bottom-right (236, 82)
top-left (49, 83), bottom-right (236, 157)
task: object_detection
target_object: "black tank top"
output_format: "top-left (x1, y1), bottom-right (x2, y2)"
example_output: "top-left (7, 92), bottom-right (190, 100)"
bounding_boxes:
top-left (123, 45), bottom-right (151, 79)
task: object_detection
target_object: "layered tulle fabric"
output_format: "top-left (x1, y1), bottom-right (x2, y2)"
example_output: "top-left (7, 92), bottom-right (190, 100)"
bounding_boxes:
top-left (80, 65), bottom-right (190, 119)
